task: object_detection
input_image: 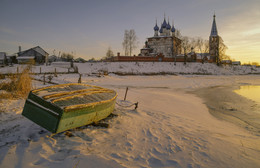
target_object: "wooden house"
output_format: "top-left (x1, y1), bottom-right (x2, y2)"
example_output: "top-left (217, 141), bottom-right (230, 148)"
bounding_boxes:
top-left (17, 46), bottom-right (49, 64)
top-left (0, 52), bottom-right (7, 66)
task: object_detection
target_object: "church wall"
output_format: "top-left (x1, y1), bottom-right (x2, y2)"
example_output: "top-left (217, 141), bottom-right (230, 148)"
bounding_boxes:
top-left (147, 37), bottom-right (178, 57)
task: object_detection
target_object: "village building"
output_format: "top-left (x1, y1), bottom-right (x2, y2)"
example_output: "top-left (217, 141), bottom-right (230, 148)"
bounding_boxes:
top-left (17, 46), bottom-right (49, 64)
top-left (74, 57), bottom-right (87, 63)
top-left (6, 54), bottom-right (17, 65)
top-left (48, 55), bottom-right (58, 63)
top-left (107, 14), bottom-right (231, 64)
top-left (0, 52), bottom-right (7, 66)
top-left (140, 16), bottom-right (182, 58)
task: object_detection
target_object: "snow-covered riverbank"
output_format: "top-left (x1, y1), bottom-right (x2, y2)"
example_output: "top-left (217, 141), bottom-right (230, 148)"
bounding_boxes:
top-left (1, 74), bottom-right (260, 168)
top-left (1, 62), bottom-right (260, 75)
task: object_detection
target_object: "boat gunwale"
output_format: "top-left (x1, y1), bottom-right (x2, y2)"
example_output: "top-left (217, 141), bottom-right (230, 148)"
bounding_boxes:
top-left (26, 98), bottom-right (60, 116)
top-left (32, 83), bottom-right (103, 94)
top-left (29, 91), bottom-right (63, 115)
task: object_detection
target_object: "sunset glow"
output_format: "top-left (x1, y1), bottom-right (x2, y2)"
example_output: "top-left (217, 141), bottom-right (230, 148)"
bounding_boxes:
top-left (0, 0), bottom-right (259, 63)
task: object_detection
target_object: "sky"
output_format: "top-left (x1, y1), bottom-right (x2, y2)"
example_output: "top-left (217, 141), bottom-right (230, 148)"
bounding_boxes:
top-left (0, 0), bottom-right (259, 63)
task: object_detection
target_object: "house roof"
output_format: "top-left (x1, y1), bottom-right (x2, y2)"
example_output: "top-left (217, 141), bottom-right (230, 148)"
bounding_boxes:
top-left (18, 46), bottom-right (49, 56)
top-left (75, 58), bottom-right (86, 62)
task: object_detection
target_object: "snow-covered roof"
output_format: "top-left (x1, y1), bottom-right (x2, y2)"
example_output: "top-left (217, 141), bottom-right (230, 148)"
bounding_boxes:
top-left (75, 57), bottom-right (86, 62)
top-left (7, 53), bottom-right (17, 57)
top-left (147, 36), bottom-right (172, 39)
top-left (221, 60), bottom-right (232, 63)
top-left (32, 46), bottom-right (48, 56)
top-left (17, 56), bottom-right (35, 60)
top-left (232, 61), bottom-right (241, 65)
top-left (18, 46), bottom-right (48, 56)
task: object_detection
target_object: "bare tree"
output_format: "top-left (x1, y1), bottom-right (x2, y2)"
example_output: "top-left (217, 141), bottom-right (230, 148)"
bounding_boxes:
top-left (173, 29), bottom-right (182, 65)
top-left (105, 47), bottom-right (114, 58)
top-left (218, 37), bottom-right (229, 62)
top-left (195, 37), bottom-right (204, 54)
top-left (129, 29), bottom-right (138, 56)
top-left (122, 30), bottom-right (129, 56)
top-left (181, 36), bottom-right (192, 65)
top-left (202, 39), bottom-right (209, 54)
top-left (181, 36), bottom-right (192, 54)
top-left (175, 29), bottom-right (182, 39)
top-left (61, 52), bottom-right (74, 61)
top-left (194, 37), bottom-right (210, 63)
top-left (122, 29), bottom-right (138, 56)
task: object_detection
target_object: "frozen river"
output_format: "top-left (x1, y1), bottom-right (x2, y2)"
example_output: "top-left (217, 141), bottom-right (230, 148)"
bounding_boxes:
top-left (234, 85), bottom-right (260, 113)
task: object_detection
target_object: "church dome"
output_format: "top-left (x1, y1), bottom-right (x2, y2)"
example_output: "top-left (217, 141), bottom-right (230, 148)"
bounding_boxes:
top-left (159, 25), bottom-right (163, 33)
top-left (162, 19), bottom-right (167, 28)
top-left (166, 22), bottom-right (171, 30)
top-left (171, 25), bottom-right (176, 32)
top-left (154, 23), bottom-right (159, 31)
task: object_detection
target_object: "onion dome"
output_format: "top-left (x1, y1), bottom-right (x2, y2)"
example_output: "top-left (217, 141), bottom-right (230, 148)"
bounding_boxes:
top-left (159, 24), bottom-right (163, 33)
top-left (154, 20), bottom-right (159, 31)
top-left (171, 20), bottom-right (176, 32)
top-left (171, 25), bottom-right (176, 32)
top-left (162, 18), bottom-right (167, 28)
top-left (166, 21), bottom-right (171, 30)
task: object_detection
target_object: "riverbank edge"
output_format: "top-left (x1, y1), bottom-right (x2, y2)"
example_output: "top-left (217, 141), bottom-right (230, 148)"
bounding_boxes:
top-left (191, 85), bottom-right (260, 136)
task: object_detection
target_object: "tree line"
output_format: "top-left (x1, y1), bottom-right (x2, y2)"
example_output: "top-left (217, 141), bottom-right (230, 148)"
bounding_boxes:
top-left (104, 28), bottom-right (230, 62)
top-left (174, 29), bottom-right (229, 62)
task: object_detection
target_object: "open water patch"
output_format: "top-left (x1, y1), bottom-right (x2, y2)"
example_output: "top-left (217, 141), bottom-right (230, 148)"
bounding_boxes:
top-left (193, 85), bottom-right (260, 135)
top-left (234, 85), bottom-right (260, 114)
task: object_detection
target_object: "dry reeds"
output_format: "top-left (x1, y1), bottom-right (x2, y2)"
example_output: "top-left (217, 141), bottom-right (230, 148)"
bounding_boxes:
top-left (0, 66), bottom-right (32, 99)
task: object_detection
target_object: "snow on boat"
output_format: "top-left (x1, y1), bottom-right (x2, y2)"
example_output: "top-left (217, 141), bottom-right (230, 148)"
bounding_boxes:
top-left (22, 83), bottom-right (117, 133)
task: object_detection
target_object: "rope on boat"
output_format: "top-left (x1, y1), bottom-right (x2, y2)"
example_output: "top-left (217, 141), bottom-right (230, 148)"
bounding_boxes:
top-left (116, 101), bottom-right (138, 109)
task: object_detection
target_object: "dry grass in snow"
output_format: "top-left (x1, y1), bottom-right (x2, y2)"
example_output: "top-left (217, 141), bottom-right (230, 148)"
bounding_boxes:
top-left (0, 65), bottom-right (32, 99)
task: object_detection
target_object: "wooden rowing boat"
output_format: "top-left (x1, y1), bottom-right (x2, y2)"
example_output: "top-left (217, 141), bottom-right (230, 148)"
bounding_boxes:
top-left (22, 83), bottom-right (117, 133)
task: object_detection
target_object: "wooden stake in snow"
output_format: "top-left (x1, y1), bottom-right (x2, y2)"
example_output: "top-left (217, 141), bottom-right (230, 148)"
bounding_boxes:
top-left (54, 68), bottom-right (57, 77)
top-left (124, 87), bottom-right (128, 101)
top-left (43, 73), bottom-right (46, 85)
top-left (78, 74), bottom-right (82, 83)
top-left (134, 102), bottom-right (138, 109)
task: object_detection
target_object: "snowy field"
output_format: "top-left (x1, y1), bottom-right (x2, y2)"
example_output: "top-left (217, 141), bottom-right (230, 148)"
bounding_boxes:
top-left (1, 62), bottom-right (260, 75)
top-left (0, 63), bottom-right (260, 168)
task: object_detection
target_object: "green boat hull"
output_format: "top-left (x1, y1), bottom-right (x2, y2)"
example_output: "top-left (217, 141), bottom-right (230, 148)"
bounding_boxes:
top-left (22, 83), bottom-right (117, 133)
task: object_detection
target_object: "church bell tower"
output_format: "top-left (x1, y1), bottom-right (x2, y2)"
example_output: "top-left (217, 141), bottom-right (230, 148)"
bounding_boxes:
top-left (209, 14), bottom-right (220, 64)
